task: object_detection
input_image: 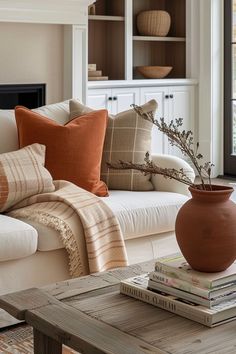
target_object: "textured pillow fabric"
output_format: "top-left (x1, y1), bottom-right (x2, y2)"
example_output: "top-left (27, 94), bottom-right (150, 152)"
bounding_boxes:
top-left (0, 143), bottom-right (54, 212)
top-left (33, 100), bottom-right (70, 125)
top-left (70, 99), bottom-right (158, 191)
top-left (15, 106), bottom-right (108, 197)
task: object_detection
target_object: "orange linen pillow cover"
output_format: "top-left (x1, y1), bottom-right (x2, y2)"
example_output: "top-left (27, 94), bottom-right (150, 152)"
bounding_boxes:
top-left (15, 106), bottom-right (108, 197)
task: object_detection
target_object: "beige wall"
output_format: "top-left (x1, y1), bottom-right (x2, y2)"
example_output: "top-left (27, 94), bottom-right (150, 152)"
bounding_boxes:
top-left (0, 23), bottom-right (64, 104)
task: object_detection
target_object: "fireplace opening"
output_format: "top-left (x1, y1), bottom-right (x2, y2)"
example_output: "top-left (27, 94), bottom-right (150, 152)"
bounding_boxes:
top-left (0, 84), bottom-right (46, 109)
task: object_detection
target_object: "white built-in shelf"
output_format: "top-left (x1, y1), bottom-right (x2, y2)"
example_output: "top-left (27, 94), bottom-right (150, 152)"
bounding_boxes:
top-left (88, 79), bottom-right (198, 89)
top-left (133, 36), bottom-right (186, 42)
top-left (88, 15), bottom-right (125, 21)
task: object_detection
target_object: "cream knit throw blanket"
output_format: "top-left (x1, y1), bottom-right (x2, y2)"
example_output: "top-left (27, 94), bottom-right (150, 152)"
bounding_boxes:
top-left (7, 180), bottom-right (128, 277)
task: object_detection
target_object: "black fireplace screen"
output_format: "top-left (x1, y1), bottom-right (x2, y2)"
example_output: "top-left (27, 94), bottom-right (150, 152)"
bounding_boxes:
top-left (0, 84), bottom-right (46, 109)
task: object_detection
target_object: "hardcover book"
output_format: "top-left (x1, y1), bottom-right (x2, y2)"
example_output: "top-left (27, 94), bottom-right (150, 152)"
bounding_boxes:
top-left (120, 274), bottom-right (236, 327)
top-left (149, 271), bottom-right (236, 299)
top-left (148, 279), bottom-right (236, 308)
top-left (154, 254), bottom-right (236, 289)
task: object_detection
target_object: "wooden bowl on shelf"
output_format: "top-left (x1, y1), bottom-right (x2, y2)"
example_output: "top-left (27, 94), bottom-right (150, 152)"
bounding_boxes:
top-left (137, 66), bottom-right (173, 79)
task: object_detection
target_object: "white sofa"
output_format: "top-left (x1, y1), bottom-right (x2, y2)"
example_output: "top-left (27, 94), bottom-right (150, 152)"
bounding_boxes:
top-left (0, 100), bottom-right (195, 296)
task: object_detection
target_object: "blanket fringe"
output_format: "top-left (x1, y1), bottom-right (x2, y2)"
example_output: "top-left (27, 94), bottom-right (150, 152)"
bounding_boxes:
top-left (7, 180), bottom-right (127, 275)
top-left (8, 209), bottom-right (84, 277)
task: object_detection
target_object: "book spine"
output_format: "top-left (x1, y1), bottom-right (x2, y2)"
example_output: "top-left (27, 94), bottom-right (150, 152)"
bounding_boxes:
top-left (149, 271), bottom-right (210, 298)
top-left (155, 263), bottom-right (212, 289)
top-left (120, 282), bottom-right (213, 327)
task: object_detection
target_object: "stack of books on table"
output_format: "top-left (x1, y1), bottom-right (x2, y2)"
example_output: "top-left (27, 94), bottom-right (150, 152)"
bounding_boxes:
top-left (120, 253), bottom-right (236, 327)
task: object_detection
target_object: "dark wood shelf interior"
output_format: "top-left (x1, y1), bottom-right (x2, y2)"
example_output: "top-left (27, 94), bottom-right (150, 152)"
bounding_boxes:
top-left (88, 19), bottom-right (125, 80)
top-left (88, 0), bottom-right (186, 81)
top-left (91, 0), bottom-right (125, 17)
top-left (133, 0), bottom-right (186, 79)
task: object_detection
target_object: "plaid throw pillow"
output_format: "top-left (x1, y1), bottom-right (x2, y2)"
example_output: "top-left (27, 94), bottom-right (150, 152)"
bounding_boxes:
top-left (69, 99), bottom-right (157, 191)
top-left (0, 143), bottom-right (55, 212)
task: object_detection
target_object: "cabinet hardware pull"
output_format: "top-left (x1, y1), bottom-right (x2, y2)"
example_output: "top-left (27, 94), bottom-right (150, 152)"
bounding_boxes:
top-left (113, 96), bottom-right (118, 101)
top-left (165, 95), bottom-right (169, 99)
top-left (108, 97), bottom-right (113, 101)
top-left (170, 94), bottom-right (174, 99)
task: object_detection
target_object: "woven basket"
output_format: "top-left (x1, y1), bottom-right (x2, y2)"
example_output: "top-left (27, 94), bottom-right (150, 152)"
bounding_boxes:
top-left (137, 10), bottom-right (171, 37)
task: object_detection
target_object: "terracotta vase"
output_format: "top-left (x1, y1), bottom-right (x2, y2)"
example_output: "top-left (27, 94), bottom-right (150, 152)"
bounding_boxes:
top-left (175, 185), bottom-right (236, 272)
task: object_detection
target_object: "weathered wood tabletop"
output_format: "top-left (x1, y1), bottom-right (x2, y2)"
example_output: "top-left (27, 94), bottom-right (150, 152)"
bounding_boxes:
top-left (0, 260), bottom-right (236, 354)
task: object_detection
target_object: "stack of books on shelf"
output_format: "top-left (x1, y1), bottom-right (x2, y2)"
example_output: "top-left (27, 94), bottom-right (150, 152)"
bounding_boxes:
top-left (88, 64), bottom-right (108, 81)
top-left (120, 253), bottom-right (236, 327)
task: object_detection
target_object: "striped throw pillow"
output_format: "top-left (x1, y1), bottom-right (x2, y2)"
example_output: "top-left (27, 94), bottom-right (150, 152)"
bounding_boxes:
top-left (70, 99), bottom-right (158, 191)
top-left (0, 143), bottom-right (55, 212)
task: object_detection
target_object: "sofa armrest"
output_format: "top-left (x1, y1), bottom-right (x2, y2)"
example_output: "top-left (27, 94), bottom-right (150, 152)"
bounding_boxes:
top-left (151, 154), bottom-right (195, 196)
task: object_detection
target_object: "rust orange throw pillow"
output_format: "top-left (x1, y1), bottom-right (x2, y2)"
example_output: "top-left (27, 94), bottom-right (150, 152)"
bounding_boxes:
top-left (15, 106), bottom-right (108, 197)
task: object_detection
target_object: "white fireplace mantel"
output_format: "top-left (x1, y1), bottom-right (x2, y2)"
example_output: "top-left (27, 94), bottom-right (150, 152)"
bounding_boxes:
top-left (0, 0), bottom-right (92, 25)
top-left (0, 0), bottom-right (94, 102)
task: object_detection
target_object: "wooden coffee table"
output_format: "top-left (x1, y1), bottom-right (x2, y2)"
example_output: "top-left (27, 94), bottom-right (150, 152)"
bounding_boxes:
top-left (0, 260), bottom-right (236, 354)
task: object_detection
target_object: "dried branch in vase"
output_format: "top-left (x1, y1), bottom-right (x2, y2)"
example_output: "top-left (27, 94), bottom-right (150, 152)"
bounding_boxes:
top-left (107, 103), bottom-right (214, 191)
top-left (107, 152), bottom-right (193, 187)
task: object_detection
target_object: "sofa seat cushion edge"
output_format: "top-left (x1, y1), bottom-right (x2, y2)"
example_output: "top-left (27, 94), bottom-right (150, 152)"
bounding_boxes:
top-left (0, 214), bottom-right (38, 262)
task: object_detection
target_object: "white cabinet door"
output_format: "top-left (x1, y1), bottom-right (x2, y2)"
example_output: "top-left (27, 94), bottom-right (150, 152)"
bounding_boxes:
top-left (87, 87), bottom-right (140, 115)
top-left (168, 86), bottom-right (195, 158)
top-left (87, 89), bottom-right (112, 110)
top-left (140, 87), bottom-right (168, 155)
top-left (110, 88), bottom-right (140, 115)
top-left (140, 86), bottom-right (195, 158)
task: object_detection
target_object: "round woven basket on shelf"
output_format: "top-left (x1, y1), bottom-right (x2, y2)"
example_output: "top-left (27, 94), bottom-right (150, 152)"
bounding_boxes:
top-left (137, 10), bottom-right (171, 37)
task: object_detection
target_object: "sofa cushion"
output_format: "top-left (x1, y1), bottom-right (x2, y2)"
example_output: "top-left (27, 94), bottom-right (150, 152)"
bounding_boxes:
top-left (0, 101), bottom-right (70, 155)
top-left (21, 191), bottom-right (189, 253)
top-left (34, 100), bottom-right (70, 125)
top-left (18, 220), bottom-right (65, 252)
top-left (0, 110), bottom-right (19, 154)
top-left (0, 215), bottom-right (38, 262)
top-left (102, 191), bottom-right (189, 240)
top-left (69, 99), bottom-right (157, 191)
top-left (0, 144), bottom-right (55, 212)
top-left (15, 106), bottom-right (109, 196)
